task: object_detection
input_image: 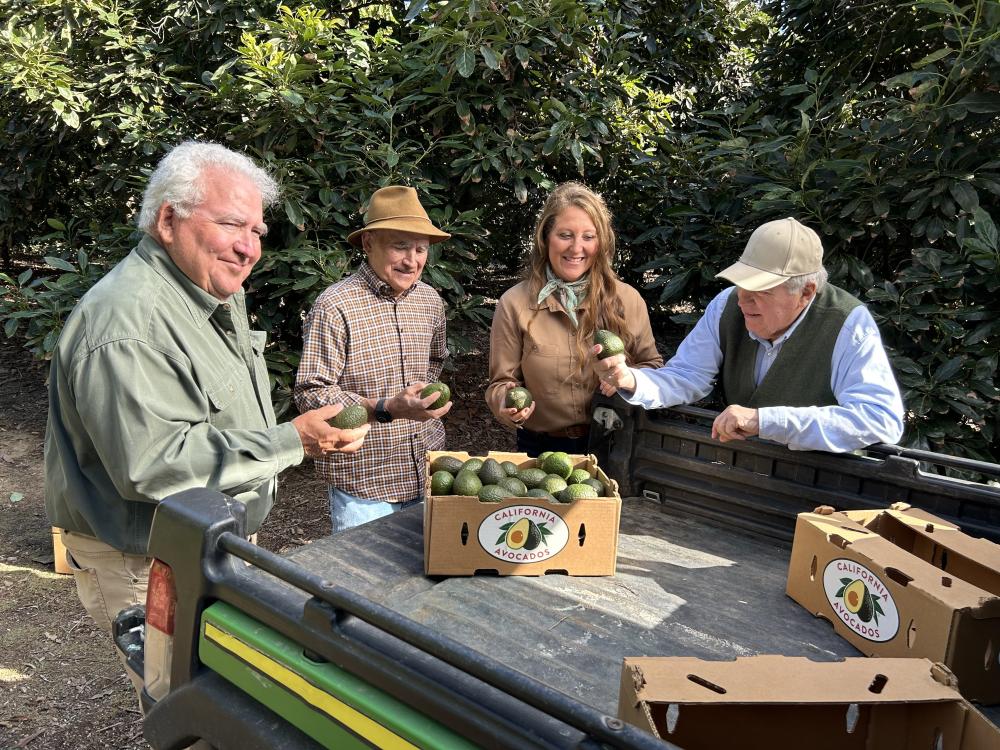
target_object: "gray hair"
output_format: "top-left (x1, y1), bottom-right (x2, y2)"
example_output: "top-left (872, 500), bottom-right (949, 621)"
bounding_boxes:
top-left (784, 267), bottom-right (828, 294)
top-left (137, 141), bottom-right (279, 232)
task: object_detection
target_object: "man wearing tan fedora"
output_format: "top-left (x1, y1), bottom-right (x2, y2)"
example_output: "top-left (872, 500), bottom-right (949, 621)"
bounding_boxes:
top-left (294, 186), bottom-right (453, 531)
top-left (593, 217), bottom-right (904, 452)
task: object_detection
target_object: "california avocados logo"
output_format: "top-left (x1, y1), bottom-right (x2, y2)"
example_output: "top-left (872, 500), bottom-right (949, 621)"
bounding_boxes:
top-left (822, 559), bottom-right (900, 642)
top-left (478, 505), bottom-right (569, 562)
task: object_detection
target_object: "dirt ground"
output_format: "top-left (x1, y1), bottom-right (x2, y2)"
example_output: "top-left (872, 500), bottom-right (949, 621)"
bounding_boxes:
top-left (0, 323), bottom-right (513, 750)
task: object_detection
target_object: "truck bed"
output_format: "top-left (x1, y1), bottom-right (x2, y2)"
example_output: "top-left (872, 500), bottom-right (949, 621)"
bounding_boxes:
top-left (285, 497), bottom-right (856, 716)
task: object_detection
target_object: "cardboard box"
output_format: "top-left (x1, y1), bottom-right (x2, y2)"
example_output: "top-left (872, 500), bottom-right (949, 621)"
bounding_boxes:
top-left (786, 503), bottom-right (1000, 704)
top-left (423, 451), bottom-right (621, 576)
top-left (618, 656), bottom-right (1000, 749)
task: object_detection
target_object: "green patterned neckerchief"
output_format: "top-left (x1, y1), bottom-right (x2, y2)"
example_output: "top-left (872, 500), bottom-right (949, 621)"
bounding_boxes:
top-left (536, 265), bottom-right (590, 328)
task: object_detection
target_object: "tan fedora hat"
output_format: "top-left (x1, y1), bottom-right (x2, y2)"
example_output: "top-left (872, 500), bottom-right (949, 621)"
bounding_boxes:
top-left (347, 186), bottom-right (451, 247)
top-left (716, 217), bottom-right (823, 291)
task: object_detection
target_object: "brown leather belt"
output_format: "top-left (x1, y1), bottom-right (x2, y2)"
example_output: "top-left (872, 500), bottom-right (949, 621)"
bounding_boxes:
top-left (541, 424), bottom-right (590, 439)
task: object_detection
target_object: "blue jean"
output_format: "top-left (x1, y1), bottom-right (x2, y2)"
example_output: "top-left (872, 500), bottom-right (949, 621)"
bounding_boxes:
top-left (328, 487), bottom-right (423, 534)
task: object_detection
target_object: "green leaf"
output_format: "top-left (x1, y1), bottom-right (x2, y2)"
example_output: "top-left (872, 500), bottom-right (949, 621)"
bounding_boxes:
top-left (480, 45), bottom-right (499, 70)
top-left (44, 256), bottom-right (76, 272)
top-left (46, 218), bottom-right (66, 231)
top-left (284, 200), bottom-right (305, 230)
top-left (404, 0), bottom-right (429, 21)
top-left (4, 318), bottom-right (17, 337)
top-left (280, 90), bottom-right (305, 107)
top-left (933, 356), bottom-right (964, 383)
top-left (953, 93), bottom-right (1000, 114)
top-left (973, 207), bottom-right (997, 250)
top-left (913, 47), bottom-right (952, 69)
top-left (949, 182), bottom-right (978, 213)
top-left (514, 45), bottom-right (530, 66)
top-left (457, 48), bottom-right (476, 78)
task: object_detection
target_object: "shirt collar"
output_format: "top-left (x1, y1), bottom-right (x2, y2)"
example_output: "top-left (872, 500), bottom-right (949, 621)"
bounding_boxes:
top-left (359, 261), bottom-right (415, 301)
top-left (747, 293), bottom-right (817, 349)
top-left (135, 234), bottom-right (232, 326)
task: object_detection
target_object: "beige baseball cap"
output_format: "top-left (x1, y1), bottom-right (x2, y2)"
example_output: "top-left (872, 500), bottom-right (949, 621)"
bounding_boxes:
top-left (716, 217), bottom-right (823, 291)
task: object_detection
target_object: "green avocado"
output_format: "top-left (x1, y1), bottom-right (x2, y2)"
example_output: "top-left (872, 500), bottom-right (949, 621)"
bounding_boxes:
top-left (540, 474), bottom-right (568, 494)
top-left (430, 471), bottom-right (454, 496)
top-left (478, 458), bottom-right (506, 486)
top-left (541, 452), bottom-right (573, 480)
top-left (857, 589), bottom-right (876, 623)
top-left (594, 329), bottom-right (625, 359)
top-left (582, 477), bottom-right (606, 496)
top-left (560, 483), bottom-right (599, 502)
top-left (461, 458), bottom-right (484, 474)
top-left (478, 484), bottom-right (506, 503)
top-left (452, 470), bottom-right (483, 496)
top-left (499, 476), bottom-right (528, 497)
top-left (523, 520), bottom-right (543, 550)
top-left (568, 468), bottom-right (591, 485)
top-left (505, 386), bottom-right (533, 410)
top-left (527, 488), bottom-right (557, 502)
top-left (329, 404), bottom-right (368, 429)
top-left (420, 382), bottom-right (451, 409)
top-left (430, 455), bottom-right (464, 474)
top-left (517, 468), bottom-right (548, 489)
top-left (501, 460), bottom-right (520, 477)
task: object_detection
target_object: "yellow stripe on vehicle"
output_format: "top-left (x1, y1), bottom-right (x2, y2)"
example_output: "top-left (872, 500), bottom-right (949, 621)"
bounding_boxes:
top-left (203, 621), bottom-right (419, 750)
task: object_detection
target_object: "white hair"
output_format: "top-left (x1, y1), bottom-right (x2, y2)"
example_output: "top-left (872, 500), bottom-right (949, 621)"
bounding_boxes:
top-left (784, 267), bottom-right (828, 294)
top-left (137, 141), bottom-right (279, 232)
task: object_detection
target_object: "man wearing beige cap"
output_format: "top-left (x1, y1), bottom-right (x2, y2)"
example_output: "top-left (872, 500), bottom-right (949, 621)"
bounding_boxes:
top-left (594, 217), bottom-right (904, 452)
top-left (294, 186), bottom-right (453, 531)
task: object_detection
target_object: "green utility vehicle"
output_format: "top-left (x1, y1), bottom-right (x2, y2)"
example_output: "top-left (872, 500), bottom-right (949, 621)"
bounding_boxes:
top-left (115, 399), bottom-right (1000, 749)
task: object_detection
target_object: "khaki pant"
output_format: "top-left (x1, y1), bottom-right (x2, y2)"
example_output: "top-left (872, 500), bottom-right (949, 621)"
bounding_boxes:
top-left (60, 530), bottom-right (150, 697)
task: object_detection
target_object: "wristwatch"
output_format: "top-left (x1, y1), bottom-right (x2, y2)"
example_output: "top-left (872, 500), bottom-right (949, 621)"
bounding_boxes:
top-left (374, 398), bottom-right (394, 424)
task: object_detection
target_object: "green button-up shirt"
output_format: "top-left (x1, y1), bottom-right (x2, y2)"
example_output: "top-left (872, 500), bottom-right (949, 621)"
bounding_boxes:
top-left (45, 235), bottom-right (304, 554)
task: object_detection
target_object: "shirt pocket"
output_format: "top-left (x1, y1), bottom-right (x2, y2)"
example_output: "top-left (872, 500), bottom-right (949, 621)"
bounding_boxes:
top-left (523, 342), bottom-right (566, 396)
top-left (205, 372), bottom-right (238, 415)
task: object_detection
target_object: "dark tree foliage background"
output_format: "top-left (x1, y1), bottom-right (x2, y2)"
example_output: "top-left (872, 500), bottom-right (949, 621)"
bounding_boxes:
top-left (1, 0), bottom-right (998, 465)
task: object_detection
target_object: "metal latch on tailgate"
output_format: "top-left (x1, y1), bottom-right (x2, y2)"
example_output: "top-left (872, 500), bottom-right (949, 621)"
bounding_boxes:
top-left (593, 406), bottom-right (623, 433)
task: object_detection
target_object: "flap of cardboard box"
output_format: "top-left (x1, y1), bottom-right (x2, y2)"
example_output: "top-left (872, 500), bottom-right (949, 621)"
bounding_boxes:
top-left (625, 656), bottom-right (961, 705)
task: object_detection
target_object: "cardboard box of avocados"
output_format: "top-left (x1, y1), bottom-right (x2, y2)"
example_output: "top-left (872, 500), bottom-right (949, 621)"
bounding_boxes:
top-left (786, 502), bottom-right (1000, 705)
top-left (423, 450), bottom-right (622, 576)
top-left (618, 655), bottom-right (1000, 749)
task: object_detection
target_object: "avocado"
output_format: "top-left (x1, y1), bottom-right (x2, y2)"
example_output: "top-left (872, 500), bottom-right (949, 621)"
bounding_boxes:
top-left (505, 386), bottom-right (533, 410)
top-left (844, 579), bottom-right (866, 614)
top-left (561, 483), bottom-right (599, 502)
top-left (420, 382), bottom-right (451, 409)
top-left (501, 460), bottom-right (519, 477)
top-left (527, 488), bottom-right (557, 502)
top-left (541, 451), bottom-right (573, 480)
top-left (536, 451), bottom-right (554, 464)
top-left (430, 470), bottom-right (454, 496)
top-left (478, 458), bottom-right (506, 486)
top-left (478, 484), bottom-right (507, 503)
top-left (329, 404), bottom-right (368, 429)
top-left (594, 329), bottom-right (625, 359)
top-left (517, 467), bottom-right (548, 489)
top-left (540, 474), bottom-right (568, 494)
top-left (499, 476), bottom-right (528, 497)
top-left (430, 455), bottom-right (464, 474)
top-left (461, 458), bottom-right (484, 474)
top-left (452, 470), bottom-right (482, 496)
top-left (506, 517), bottom-right (531, 548)
top-left (568, 468), bottom-right (591, 485)
top-left (582, 477), bottom-right (606, 496)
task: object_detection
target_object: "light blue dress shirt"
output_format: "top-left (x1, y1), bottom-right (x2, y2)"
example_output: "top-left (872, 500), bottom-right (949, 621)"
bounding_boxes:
top-left (625, 287), bottom-right (905, 452)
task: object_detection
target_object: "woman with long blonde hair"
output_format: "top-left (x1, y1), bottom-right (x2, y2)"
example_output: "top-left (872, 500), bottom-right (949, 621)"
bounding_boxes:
top-left (486, 182), bottom-right (662, 456)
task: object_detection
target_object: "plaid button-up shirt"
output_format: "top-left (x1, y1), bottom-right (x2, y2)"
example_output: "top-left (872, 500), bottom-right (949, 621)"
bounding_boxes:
top-left (294, 262), bottom-right (447, 502)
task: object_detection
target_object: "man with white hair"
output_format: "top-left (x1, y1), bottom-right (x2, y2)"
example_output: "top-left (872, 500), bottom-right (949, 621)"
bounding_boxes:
top-left (45, 142), bottom-right (369, 688)
top-left (593, 217), bottom-right (904, 452)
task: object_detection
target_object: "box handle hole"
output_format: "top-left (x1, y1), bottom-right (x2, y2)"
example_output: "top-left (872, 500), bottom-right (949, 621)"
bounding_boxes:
top-left (868, 674), bottom-right (888, 694)
top-left (885, 567), bottom-right (912, 587)
top-left (941, 576), bottom-right (952, 588)
top-left (461, 522), bottom-right (469, 546)
top-left (906, 619), bottom-right (917, 649)
top-left (686, 674), bottom-right (726, 694)
top-left (810, 554), bottom-right (817, 581)
top-left (578, 523), bottom-right (587, 546)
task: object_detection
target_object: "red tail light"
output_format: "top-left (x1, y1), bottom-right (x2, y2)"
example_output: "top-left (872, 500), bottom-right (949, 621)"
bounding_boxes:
top-left (146, 559), bottom-right (177, 635)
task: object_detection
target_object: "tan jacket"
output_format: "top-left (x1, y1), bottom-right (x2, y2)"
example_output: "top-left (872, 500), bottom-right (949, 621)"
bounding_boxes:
top-left (487, 279), bottom-right (663, 433)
